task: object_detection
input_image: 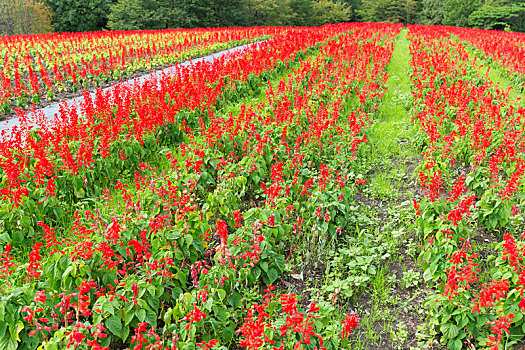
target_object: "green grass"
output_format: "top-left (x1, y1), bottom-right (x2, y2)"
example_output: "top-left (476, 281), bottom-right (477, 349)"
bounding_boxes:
top-left (371, 29), bottom-right (417, 160)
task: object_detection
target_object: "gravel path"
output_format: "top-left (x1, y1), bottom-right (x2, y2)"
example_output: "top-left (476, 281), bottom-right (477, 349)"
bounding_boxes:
top-left (0, 42), bottom-right (260, 137)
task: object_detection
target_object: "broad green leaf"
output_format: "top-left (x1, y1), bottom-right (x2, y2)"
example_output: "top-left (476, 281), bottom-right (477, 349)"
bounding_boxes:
top-left (227, 292), bottom-right (242, 309)
top-left (10, 321), bottom-right (23, 342)
top-left (423, 267), bottom-right (432, 282)
top-left (125, 310), bottom-right (134, 326)
top-left (106, 315), bottom-right (122, 337)
top-left (267, 268), bottom-right (279, 284)
top-left (136, 309), bottom-right (146, 322)
top-left (213, 306), bottom-right (227, 324)
top-left (148, 297), bottom-right (159, 312)
top-left (448, 337), bottom-right (461, 350)
top-left (145, 310), bottom-right (157, 326)
top-left (185, 234), bottom-right (193, 247)
top-left (222, 327), bottom-right (235, 342)
top-left (0, 337), bottom-right (17, 350)
top-left (0, 321), bottom-right (6, 338)
top-left (122, 325), bottom-right (130, 342)
top-left (441, 323), bottom-right (459, 339)
top-left (217, 289), bottom-right (226, 301)
top-left (163, 308), bottom-right (173, 326)
top-left (177, 271), bottom-right (187, 285)
top-left (275, 255), bottom-right (285, 272)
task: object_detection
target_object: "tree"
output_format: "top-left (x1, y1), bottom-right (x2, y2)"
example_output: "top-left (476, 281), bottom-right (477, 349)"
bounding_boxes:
top-left (45, 0), bottom-right (115, 32)
top-left (420, 0), bottom-right (446, 25)
top-left (174, 0), bottom-right (248, 28)
top-left (107, 0), bottom-right (143, 30)
top-left (312, 0), bottom-right (352, 26)
top-left (173, 0), bottom-right (215, 27)
top-left (290, 0), bottom-right (314, 26)
top-left (211, 0), bottom-right (248, 27)
top-left (108, 0), bottom-right (186, 30)
top-left (0, 0), bottom-right (53, 36)
top-left (242, 0), bottom-right (292, 26)
top-left (442, 0), bottom-right (482, 27)
top-left (341, 0), bottom-right (363, 21)
top-left (468, 1), bottom-right (525, 31)
top-left (359, 0), bottom-right (417, 24)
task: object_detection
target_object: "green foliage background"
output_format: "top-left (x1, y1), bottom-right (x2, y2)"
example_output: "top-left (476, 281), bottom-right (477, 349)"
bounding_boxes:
top-left (2, 0), bottom-right (525, 35)
top-left (0, 0), bottom-right (53, 35)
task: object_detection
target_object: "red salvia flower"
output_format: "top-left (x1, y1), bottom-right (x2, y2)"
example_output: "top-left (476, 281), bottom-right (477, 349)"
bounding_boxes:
top-left (340, 313), bottom-right (359, 339)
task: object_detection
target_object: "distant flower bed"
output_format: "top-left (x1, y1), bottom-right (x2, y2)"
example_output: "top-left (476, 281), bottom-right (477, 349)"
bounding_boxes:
top-left (0, 26), bottom-right (278, 115)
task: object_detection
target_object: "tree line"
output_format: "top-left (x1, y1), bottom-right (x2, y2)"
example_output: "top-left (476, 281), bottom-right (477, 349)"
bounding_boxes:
top-left (359, 0), bottom-right (525, 32)
top-left (0, 0), bottom-right (52, 36)
top-left (1, 0), bottom-right (525, 36)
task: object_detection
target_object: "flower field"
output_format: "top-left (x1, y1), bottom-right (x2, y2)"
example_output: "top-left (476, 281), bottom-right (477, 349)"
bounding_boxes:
top-left (0, 26), bottom-right (280, 115)
top-left (2, 22), bottom-right (525, 350)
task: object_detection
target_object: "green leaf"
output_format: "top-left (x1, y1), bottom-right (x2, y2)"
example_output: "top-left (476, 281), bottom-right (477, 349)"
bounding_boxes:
top-left (0, 321), bottom-right (6, 338)
top-left (136, 309), bottom-right (146, 322)
top-left (10, 321), bottom-right (23, 341)
top-left (275, 254), bottom-right (285, 272)
top-left (147, 285), bottom-right (156, 297)
top-left (423, 267), bottom-right (433, 282)
top-left (441, 323), bottom-right (459, 339)
top-left (122, 325), bottom-right (130, 342)
top-left (183, 343), bottom-right (195, 350)
top-left (62, 265), bottom-right (74, 279)
top-left (192, 238), bottom-right (204, 253)
top-left (172, 288), bottom-right (183, 300)
top-left (145, 310), bottom-right (157, 327)
top-left (476, 314), bottom-right (488, 327)
top-left (208, 317), bottom-right (220, 332)
top-left (177, 271), bottom-right (187, 285)
top-left (148, 297), bottom-right (159, 311)
top-left (217, 289), bottom-right (226, 301)
top-left (457, 315), bottom-right (469, 329)
top-left (267, 268), bottom-right (279, 284)
top-left (125, 310), bottom-right (134, 326)
top-left (185, 234), bottom-right (193, 247)
top-left (448, 337), bottom-right (462, 350)
top-left (0, 337), bottom-right (17, 350)
top-left (137, 299), bottom-right (150, 310)
top-left (106, 315), bottom-right (122, 337)
top-left (21, 215), bottom-right (31, 230)
top-left (222, 327), bottom-right (235, 342)
top-left (227, 292), bottom-right (242, 309)
top-left (213, 306), bottom-right (227, 324)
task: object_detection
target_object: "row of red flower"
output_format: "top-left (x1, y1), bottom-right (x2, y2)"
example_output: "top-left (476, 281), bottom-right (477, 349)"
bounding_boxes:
top-left (0, 24), bottom-right (353, 212)
top-left (0, 26), bottom-right (283, 113)
top-left (441, 25), bottom-right (525, 84)
top-left (408, 24), bottom-right (525, 350)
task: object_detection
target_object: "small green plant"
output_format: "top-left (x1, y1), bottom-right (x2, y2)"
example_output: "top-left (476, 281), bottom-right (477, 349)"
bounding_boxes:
top-left (390, 321), bottom-right (408, 349)
top-left (401, 268), bottom-right (420, 289)
top-left (0, 100), bottom-right (12, 114)
top-left (46, 89), bottom-right (56, 101)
